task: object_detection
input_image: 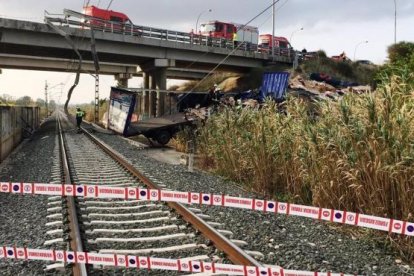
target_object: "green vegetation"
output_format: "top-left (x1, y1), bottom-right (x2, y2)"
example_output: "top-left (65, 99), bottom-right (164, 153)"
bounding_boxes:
top-left (196, 43), bottom-right (414, 260)
top-left (68, 99), bottom-right (108, 122)
top-left (297, 50), bottom-right (378, 85)
top-left (0, 94), bottom-right (51, 119)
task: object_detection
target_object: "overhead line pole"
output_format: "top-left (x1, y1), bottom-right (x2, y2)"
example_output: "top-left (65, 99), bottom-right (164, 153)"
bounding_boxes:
top-left (272, 0), bottom-right (276, 61)
top-left (394, 0), bottom-right (397, 44)
top-left (45, 81), bottom-right (48, 117)
top-left (107, 0), bottom-right (114, 10)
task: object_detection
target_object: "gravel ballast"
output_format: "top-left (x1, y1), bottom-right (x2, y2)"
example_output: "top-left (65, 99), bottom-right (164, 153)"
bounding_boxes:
top-left (1, 117), bottom-right (412, 275)
top-left (0, 118), bottom-right (57, 275)
top-left (92, 130), bottom-right (414, 276)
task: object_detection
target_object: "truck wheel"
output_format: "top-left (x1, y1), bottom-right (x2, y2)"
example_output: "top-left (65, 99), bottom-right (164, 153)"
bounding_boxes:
top-left (155, 130), bottom-right (171, 145)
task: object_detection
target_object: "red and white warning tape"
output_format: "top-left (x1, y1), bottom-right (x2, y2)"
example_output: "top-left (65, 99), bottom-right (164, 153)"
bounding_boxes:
top-left (1, 182), bottom-right (413, 236)
top-left (0, 246), bottom-right (355, 276)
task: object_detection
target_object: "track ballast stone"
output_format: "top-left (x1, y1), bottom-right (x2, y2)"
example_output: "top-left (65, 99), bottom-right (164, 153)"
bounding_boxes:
top-left (0, 118), bottom-right (59, 275)
top-left (92, 130), bottom-right (414, 276)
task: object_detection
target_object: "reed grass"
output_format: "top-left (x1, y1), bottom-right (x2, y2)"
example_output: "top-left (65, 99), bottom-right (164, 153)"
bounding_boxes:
top-left (197, 65), bottom-right (414, 260)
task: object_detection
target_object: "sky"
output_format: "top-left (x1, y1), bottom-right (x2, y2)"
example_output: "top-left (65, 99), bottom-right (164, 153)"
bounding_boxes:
top-left (0, 0), bottom-right (413, 104)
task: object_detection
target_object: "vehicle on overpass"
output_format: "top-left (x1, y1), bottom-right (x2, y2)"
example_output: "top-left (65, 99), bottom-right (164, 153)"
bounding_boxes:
top-left (83, 5), bottom-right (131, 24)
top-left (258, 34), bottom-right (292, 56)
top-left (199, 21), bottom-right (259, 46)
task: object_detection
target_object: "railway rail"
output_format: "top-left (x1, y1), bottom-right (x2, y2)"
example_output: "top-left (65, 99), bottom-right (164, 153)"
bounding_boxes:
top-left (2, 112), bottom-right (414, 275)
top-left (54, 111), bottom-right (262, 275)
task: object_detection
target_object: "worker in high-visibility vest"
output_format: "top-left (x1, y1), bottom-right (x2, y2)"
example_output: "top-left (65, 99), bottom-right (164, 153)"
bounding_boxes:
top-left (76, 107), bottom-right (85, 132)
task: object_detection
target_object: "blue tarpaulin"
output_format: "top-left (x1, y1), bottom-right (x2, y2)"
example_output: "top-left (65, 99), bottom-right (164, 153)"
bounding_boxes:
top-left (259, 72), bottom-right (290, 102)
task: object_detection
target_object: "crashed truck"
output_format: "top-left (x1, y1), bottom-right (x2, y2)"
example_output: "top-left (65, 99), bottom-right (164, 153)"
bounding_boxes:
top-left (106, 72), bottom-right (290, 145)
top-left (106, 87), bottom-right (201, 145)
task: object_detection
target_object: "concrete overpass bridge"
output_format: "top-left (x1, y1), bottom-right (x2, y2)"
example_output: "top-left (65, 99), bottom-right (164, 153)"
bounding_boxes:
top-left (0, 14), bottom-right (292, 117)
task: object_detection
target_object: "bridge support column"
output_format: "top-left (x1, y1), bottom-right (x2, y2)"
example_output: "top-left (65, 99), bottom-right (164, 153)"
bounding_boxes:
top-left (141, 72), bottom-right (150, 119)
top-left (148, 73), bottom-right (157, 118)
top-left (154, 67), bottom-right (167, 117)
top-left (141, 59), bottom-right (175, 118)
top-left (115, 73), bottom-right (132, 88)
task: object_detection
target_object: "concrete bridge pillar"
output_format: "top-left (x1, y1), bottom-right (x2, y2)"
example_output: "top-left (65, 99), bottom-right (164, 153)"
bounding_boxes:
top-left (141, 59), bottom-right (175, 118)
top-left (141, 72), bottom-right (150, 119)
top-left (115, 73), bottom-right (132, 88)
top-left (148, 73), bottom-right (157, 118)
top-left (154, 67), bottom-right (167, 117)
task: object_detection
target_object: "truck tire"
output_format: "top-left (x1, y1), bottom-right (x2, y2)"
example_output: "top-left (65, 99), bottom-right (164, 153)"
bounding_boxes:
top-left (155, 130), bottom-right (171, 145)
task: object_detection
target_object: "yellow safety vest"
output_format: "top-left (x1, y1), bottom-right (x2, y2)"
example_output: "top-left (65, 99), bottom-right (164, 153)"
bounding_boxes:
top-left (76, 111), bottom-right (84, 118)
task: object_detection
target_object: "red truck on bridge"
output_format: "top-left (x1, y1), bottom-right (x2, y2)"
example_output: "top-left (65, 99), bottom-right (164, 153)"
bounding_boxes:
top-left (82, 5), bottom-right (142, 35)
top-left (83, 5), bottom-right (131, 24)
top-left (258, 34), bottom-right (291, 56)
top-left (199, 21), bottom-right (259, 45)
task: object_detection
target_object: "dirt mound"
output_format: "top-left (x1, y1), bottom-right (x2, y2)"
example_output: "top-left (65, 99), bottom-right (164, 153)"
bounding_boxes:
top-left (219, 76), bottom-right (240, 92)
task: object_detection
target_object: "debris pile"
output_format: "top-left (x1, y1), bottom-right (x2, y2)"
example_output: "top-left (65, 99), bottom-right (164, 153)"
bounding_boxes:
top-left (289, 75), bottom-right (336, 93)
top-left (288, 74), bottom-right (371, 101)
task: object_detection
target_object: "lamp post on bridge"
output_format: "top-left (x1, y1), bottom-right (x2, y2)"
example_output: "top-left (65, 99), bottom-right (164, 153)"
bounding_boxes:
top-left (289, 27), bottom-right (304, 66)
top-left (195, 9), bottom-right (212, 34)
top-left (353, 40), bottom-right (368, 61)
top-left (271, 0), bottom-right (276, 61)
top-left (393, 0), bottom-right (397, 44)
top-left (290, 27), bottom-right (304, 46)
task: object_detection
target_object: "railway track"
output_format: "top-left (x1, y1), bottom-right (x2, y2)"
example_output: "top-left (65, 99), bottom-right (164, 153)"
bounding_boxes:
top-left (2, 113), bottom-right (413, 275)
top-left (49, 112), bottom-right (262, 275)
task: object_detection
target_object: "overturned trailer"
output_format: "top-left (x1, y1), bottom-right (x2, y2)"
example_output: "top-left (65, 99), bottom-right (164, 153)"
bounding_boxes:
top-left (107, 87), bottom-right (198, 145)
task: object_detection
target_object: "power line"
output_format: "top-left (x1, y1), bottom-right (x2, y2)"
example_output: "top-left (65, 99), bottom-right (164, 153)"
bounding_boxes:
top-left (107, 0), bottom-right (114, 10)
top-left (258, 0), bottom-right (290, 28)
top-left (189, 0), bottom-right (282, 93)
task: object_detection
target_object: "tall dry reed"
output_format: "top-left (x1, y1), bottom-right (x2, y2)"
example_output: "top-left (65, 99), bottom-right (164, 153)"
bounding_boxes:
top-left (198, 67), bottom-right (414, 259)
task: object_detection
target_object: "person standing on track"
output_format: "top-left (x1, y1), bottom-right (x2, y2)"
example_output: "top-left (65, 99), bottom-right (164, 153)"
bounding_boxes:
top-left (76, 107), bottom-right (85, 132)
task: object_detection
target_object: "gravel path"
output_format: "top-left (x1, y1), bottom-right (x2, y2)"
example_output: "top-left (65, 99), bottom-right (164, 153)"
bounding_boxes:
top-left (0, 117), bottom-right (57, 275)
top-left (92, 130), bottom-right (414, 276)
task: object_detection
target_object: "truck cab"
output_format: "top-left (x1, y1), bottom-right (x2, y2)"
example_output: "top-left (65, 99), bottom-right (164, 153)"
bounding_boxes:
top-left (82, 5), bottom-right (133, 29)
top-left (199, 21), bottom-right (259, 45)
top-left (199, 21), bottom-right (236, 40)
top-left (258, 34), bottom-right (291, 56)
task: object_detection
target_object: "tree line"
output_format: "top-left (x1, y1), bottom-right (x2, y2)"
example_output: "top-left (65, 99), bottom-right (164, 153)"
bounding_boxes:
top-left (0, 94), bottom-right (57, 110)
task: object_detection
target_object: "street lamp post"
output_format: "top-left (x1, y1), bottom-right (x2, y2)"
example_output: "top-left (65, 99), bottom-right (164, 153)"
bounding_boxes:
top-left (353, 40), bottom-right (368, 61)
top-left (394, 0), bottom-right (397, 44)
top-left (289, 27), bottom-right (303, 64)
top-left (195, 9), bottom-right (212, 34)
top-left (290, 27), bottom-right (304, 46)
top-left (271, 0), bottom-right (276, 61)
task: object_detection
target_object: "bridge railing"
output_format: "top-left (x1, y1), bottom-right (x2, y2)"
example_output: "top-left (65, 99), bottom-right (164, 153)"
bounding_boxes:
top-left (45, 10), bottom-right (288, 60)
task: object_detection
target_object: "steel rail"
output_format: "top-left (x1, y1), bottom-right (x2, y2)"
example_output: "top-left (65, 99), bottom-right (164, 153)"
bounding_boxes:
top-left (57, 115), bottom-right (88, 276)
top-left (81, 126), bottom-right (262, 267)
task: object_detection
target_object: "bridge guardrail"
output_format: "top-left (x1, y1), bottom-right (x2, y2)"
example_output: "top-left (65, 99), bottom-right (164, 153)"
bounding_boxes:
top-left (45, 10), bottom-right (295, 59)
